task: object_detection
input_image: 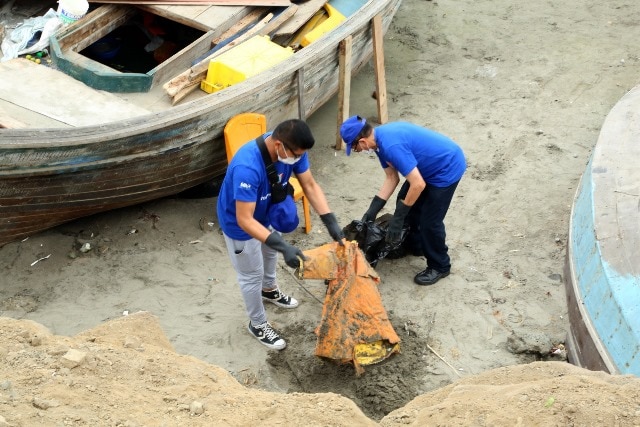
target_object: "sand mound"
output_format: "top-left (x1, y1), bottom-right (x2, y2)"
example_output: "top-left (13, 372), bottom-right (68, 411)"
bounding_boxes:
top-left (1, 313), bottom-right (639, 426)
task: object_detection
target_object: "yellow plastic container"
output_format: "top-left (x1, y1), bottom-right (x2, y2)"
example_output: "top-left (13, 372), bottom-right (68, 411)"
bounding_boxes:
top-left (201, 36), bottom-right (294, 94)
top-left (300, 4), bottom-right (346, 47)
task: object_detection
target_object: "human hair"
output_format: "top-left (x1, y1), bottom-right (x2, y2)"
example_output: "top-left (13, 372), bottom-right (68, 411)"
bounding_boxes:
top-left (355, 122), bottom-right (373, 142)
top-left (272, 119), bottom-right (315, 150)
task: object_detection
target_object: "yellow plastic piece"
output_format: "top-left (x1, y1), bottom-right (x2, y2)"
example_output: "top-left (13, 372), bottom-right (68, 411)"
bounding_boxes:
top-left (288, 8), bottom-right (327, 48)
top-left (223, 113), bottom-right (312, 233)
top-left (354, 340), bottom-right (402, 366)
top-left (201, 36), bottom-right (294, 94)
top-left (300, 4), bottom-right (346, 47)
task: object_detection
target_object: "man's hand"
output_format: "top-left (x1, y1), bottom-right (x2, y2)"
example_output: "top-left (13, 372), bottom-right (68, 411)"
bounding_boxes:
top-left (385, 200), bottom-right (411, 245)
top-left (361, 195), bottom-right (387, 223)
top-left (320, 213), bottom-right (345, 245)
top-left (265, 232), bottom-right (307, 268)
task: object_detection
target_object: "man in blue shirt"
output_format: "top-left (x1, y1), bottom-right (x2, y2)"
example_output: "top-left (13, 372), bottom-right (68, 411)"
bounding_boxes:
top-left (217, 119), bottom-right (344, 351)
top-left (340, 116), bottom-right (466, 286)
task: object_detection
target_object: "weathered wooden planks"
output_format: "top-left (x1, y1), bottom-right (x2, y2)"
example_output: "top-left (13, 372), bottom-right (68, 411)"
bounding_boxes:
top-left (0, 59), bottom-right (150, 126)
top-left (273, 0), bottom-right (325, 37)
top-left (164, 3), bottom-right (298, 104)
top-left (89, 0), bottom-right (292, 5)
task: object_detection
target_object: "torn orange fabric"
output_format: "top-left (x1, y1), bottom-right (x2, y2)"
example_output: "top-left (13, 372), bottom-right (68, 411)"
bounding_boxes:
top-left (299, 241), bottom-right (400, 374)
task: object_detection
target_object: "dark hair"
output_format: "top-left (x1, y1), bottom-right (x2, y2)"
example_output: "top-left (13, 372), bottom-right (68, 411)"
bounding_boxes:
top-left (272, 119), bottom-right (315, 150)
top-left (354, 122), bottom-right (373, 144)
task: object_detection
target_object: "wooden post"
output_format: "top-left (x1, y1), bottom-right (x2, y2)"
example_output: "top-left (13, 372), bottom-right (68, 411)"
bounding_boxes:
top-left (336, 36), bottom-right (352, 150)
top-left (297, 67), bottom-right (305, 120)
top-left (372, 14), bottom-right (388, 124)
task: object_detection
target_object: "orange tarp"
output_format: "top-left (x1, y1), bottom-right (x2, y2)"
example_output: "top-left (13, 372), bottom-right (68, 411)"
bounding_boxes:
top-left (298, 241), bottom-right (400, 374)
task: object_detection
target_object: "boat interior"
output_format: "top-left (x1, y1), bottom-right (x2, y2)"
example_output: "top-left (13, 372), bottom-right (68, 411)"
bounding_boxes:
top-left (0, 0), bottom-right (349, 129)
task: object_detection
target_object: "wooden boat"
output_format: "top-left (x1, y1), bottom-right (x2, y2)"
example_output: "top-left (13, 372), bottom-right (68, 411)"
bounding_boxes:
top-left (564, 83), bottom-right (640, 376)
top-left (0, 0), bottom-right (402, 247)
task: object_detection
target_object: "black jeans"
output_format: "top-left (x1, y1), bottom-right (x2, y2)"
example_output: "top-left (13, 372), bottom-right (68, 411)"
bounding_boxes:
top-left (397, 179), bottom-right (460, 272)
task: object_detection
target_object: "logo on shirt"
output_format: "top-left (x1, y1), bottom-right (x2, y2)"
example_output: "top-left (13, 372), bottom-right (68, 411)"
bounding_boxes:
top-left (239, 182), bottom-right (251, 189)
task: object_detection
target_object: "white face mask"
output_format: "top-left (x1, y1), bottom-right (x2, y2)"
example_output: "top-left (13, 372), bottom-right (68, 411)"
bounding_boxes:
top-left (277, 143), bottom-right (301, 165)
top-left (361, 139), bottom-right (376, 155)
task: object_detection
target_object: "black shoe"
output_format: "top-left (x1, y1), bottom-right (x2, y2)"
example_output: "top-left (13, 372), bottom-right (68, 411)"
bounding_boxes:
top-left (261, 288), bottom-right (299, 309)
top-left (247, 321), bottom-right (286, 350)
top-left (414, 268), bottom-right (450, 286)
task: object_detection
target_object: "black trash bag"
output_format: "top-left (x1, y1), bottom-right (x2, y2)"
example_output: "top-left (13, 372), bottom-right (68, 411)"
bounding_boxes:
top-left (342, 213), bottom-right (409, 267)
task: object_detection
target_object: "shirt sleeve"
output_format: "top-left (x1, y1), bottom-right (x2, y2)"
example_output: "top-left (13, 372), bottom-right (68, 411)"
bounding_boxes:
top-left (232, 164), bottom-right (261, 203)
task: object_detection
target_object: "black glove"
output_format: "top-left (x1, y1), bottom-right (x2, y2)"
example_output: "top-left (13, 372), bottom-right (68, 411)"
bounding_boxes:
top-left (385, 200), bottom-right (411, 245)
top-left (362, 195), bottom-right (387, 223)
top-left (320, 213), bottom-right (345, 245)
top-left (265, 232), bottom-right (307, 268)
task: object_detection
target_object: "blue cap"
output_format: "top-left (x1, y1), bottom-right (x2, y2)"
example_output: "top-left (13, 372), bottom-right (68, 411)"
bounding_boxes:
top-left (269, 195), bottom-right (299, 233)
top-left (340, 115), bottom-right (366, 156)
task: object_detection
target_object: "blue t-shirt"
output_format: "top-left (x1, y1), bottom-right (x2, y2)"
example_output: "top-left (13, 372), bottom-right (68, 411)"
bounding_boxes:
top-left (216, 133), bottom-right (310, 240)
top-left (374, 122), bottom-right (466, 187)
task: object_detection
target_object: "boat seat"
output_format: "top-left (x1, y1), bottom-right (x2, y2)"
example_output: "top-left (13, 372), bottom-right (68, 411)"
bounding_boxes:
top-left (224, 113), bottom-right (312, 234)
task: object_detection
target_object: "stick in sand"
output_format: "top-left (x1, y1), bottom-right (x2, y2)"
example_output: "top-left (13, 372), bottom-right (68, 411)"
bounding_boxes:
top-left (426, 344), bottom-right (463, 378)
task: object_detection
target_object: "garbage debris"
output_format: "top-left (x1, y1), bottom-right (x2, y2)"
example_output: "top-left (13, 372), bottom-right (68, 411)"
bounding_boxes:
top-left (1, 9), bottom-right (62, 62)
top-left (298, 241), bottom-right (400, 374)
top-left (30, 254), bottom-right (51, 267)
top-left (342, 213), bottom-right (409, 267)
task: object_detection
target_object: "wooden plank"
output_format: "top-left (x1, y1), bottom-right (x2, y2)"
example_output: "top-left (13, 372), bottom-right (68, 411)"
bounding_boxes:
top-left (335, 35), bottom-right (352, 150)
top-left (273, 0), bottom-right (325, 37)
top-left (297, 68), bottom-right (305, 119)
top-left (158, 5), bottom-right (211, 18)
top-left (0, 107), bottom-right (27, 129)
top-left (140, 5), bottom-right (249, 31)
top-left (55, 4), bottom-right (135, 52)
top-left (371, 14), bottom-right (388, 124)
top-left (211, 8), bottom-right (268, 44)
top-left (0, 65), bottom-right (150, 127)
top-left (89, 1), bottom-right (291, 5)
top-left (195, 5), bottom-right (253, 31)
top-left (149, 30), bottom-right (216, 89)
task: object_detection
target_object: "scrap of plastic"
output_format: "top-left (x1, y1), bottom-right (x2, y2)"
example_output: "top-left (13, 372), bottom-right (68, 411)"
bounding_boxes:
top-left (1, 9), bottom-right (62, 62)
top-left (342, 214), bottom-right (409, 267)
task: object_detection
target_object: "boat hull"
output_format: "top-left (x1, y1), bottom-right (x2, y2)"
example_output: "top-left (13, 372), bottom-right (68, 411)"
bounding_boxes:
top-left (0, 0), bottom-right (402, 246)
top-left (564, 83), bottom-right (640, 376)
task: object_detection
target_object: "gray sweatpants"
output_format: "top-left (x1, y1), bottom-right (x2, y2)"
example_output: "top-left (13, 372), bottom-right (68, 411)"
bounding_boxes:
top-left (223, 233), bottom-right (278, 326)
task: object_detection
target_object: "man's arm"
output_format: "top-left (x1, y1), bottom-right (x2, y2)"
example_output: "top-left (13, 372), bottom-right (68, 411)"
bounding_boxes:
top-left (399, 167), bottom-right (426, 205)
top-left (294, 169), bottom-right (332, 215)
top-left (236, 200), bottom-right (272, 242)
top-left (377, 165), bottom-right (401, 201)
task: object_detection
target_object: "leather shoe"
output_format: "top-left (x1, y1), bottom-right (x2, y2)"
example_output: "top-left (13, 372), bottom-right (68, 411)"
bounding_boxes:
top-left (414, 268), bottom-right (449, 286)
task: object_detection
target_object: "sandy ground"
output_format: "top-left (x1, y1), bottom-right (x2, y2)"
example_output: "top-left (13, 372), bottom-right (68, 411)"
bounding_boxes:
top-left (2, 0), bottom-right (640, 424)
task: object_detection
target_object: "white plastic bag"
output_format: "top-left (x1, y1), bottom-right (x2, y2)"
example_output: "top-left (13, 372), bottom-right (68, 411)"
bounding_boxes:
top-left (1, 9), bottom-right (62, 62)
